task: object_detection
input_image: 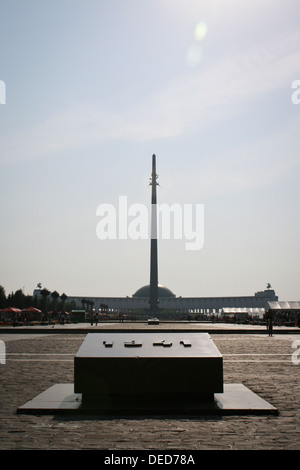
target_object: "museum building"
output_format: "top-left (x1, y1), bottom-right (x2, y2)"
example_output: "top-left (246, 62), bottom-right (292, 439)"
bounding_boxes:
top-left (33, 285), bottom-right (278, 315)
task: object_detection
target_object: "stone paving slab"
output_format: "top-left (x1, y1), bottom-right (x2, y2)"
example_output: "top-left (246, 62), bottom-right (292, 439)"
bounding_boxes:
top-left (0, 326), bottom-right (300, 450)
top-left (17, 382), bottom-right (278, 416)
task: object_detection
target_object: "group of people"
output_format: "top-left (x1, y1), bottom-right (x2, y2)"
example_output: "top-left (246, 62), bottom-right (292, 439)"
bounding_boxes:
top-left (90, 312), bottom-right (99, 326)
top-left (59, 312), bottom-right (67, 325)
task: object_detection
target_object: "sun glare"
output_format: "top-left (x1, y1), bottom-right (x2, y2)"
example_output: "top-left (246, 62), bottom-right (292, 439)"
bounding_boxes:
top-left (195, 22), bottom-right (208, 41)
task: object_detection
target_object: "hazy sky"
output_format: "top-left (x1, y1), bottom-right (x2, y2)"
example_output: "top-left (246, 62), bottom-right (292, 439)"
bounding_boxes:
top-left (1, 0), bottom-right (300, 301)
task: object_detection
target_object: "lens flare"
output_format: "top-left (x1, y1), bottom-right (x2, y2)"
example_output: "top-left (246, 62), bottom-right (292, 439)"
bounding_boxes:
top-left (194, 22), bottom-right (208, 41)
top-left (186, 44), bottom-right (203, 68)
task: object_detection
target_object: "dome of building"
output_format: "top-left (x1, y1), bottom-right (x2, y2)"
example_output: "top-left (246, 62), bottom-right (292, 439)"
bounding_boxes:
top-left (133, 284), bottom-right (176, 298)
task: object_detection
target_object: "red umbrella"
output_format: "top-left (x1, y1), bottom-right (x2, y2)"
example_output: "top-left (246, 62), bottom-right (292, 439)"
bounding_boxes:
top-left (22, 307), bottom-right (41, 313)
top-left (1, 307), bottom-right (22, 313)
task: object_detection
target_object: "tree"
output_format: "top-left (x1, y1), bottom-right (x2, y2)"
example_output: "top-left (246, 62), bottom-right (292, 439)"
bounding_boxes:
top-left (7, 289), bottom-right (27, 309)
top-left (60, 293), bottom-right (67, 313)
top-left (0, 285), bottom-right (6, 309)
top-left (40, 288), bottom-right (50, 314)
top-left (51, 291), bottom-right (60, 314)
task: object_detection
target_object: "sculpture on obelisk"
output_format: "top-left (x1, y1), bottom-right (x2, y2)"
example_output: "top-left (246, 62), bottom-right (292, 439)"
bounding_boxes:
top-left (149, 154), bottom-right (159, 314)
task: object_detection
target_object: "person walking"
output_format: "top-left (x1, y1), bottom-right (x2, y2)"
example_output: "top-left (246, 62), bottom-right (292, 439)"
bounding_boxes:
top-left (265, 311), bottom-right (274, 337)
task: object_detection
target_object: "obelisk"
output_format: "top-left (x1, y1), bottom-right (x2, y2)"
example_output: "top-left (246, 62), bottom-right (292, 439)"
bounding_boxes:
top-left (149, 154), bottom-right (159, 314)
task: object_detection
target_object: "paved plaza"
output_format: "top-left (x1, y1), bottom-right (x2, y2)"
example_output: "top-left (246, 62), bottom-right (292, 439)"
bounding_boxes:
top-left (0, 322), bottom-right (300, 451)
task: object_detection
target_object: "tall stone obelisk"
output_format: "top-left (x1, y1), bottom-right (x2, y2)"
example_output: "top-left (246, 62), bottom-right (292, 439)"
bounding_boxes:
top-left (149, 154), bottom-right (159, 314)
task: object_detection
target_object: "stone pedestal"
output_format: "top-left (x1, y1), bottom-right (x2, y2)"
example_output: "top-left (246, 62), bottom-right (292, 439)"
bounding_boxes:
top-left (74, 333), bottom-right (223, 405)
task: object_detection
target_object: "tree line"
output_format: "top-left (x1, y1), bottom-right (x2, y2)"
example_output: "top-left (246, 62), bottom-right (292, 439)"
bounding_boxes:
top-left (0, 285), bottom-right (76, 313)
